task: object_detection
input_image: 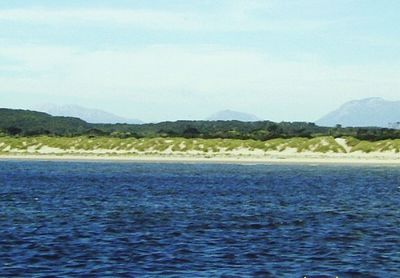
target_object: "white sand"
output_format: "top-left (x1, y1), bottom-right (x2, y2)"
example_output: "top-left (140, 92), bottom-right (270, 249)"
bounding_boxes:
top-left (1, 151), bottom-right (399, 165)
top-left (335, 138), bottom-right (351, 153)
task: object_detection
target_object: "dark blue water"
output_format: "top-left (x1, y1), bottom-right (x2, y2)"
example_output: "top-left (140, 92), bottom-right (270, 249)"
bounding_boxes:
top-left (0, 161), bottom-right (399, 277)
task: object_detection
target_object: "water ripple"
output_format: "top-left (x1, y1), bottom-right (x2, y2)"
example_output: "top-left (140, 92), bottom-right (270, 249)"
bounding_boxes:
top-left (0, 161), bottom-right (399, 277)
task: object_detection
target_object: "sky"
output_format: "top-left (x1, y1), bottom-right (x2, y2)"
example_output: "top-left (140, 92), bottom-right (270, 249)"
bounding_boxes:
top-left (1, 0), bottom-right (400, 122)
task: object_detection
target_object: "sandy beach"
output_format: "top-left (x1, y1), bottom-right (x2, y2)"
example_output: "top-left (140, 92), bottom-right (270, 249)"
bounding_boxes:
top-left (1, 152), bottom-right (400, 165)
top-left (1, 136), bottom-right (399, 164)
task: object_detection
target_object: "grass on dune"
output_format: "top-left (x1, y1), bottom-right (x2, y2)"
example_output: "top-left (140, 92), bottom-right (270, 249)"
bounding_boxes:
top-left (0, 135), bottom-right (399, 154)
top-left (343, 137), bottom-right (400, 153)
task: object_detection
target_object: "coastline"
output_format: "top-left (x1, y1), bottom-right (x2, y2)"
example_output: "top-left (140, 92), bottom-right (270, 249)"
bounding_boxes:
top-left (1, 153), bottom-right (400, 165)
top-left (1, 136), bottom-right (400, 165)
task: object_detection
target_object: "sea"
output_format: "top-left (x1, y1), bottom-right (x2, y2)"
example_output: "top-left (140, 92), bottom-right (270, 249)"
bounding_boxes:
top-left (0, 160), bottom-right (399, 277)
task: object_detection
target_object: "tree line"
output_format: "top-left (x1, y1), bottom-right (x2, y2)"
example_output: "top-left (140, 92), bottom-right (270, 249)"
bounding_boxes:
top-left (1, 108), bottom-right (400, 141)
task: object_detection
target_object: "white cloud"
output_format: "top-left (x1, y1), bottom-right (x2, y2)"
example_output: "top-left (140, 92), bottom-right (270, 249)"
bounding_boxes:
top-left (0, 8), bottom-right (202, 30)
top-left (0, 7), bottom-right (332, 32)
top-left (0, 1), bottom-right (398, 121)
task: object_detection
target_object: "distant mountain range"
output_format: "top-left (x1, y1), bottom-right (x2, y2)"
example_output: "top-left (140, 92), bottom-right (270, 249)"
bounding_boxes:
top-left (206, 110), bottom-right (261, 122)
top-left (316, 97), bottom-right (400, 128)
top-left (34, 104), bottom-right (143, 124)
top-left (28, 99), bottom-right (400, 127)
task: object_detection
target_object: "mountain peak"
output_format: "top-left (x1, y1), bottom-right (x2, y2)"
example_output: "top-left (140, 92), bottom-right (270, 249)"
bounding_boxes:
top-left (34, 103), bottom-right (143, 124)
top-left (316, 97), bottom-right (400, 127)
top-left (206, 110), bottom-right (261, 122)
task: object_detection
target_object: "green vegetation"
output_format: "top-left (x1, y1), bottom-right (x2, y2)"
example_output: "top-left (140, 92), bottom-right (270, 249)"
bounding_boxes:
top-left (0, 135), bottom-right (399, 155)
top-left (0, 108), bottom-right (89, 136)
top-left (0, 107), bottom-right (398, 158)
top-left (1, 108), bottom-right (400, 141)
top-left (343, 137), bottom-right (400, 153)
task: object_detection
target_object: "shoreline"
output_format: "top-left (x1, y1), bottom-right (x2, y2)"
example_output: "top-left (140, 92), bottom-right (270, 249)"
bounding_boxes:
top-left (1, 153), bottom-right (400, 165)
top-left (1, 136), bottom-right (400, 165)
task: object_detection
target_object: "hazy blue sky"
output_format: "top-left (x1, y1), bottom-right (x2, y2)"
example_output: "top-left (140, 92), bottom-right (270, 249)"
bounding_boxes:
top-left (1, 0), bottom-right (400, 122)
